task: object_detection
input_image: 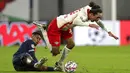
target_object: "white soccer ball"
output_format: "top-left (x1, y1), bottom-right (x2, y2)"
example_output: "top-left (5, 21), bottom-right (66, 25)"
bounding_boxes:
top-left (65, 61), bottom-right (77, 73)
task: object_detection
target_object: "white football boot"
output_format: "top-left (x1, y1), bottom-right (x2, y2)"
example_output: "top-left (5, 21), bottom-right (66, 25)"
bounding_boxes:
top-left (34, 57), bottom-right (48, 68)
top-left (33, 21), bottom-right (47, 29)
top-left (55, 62), bottom-right (65, 72)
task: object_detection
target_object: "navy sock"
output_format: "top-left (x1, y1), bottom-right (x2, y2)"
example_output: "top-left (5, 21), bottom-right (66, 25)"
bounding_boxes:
top-left (47, 67), bottom-right (55, 71)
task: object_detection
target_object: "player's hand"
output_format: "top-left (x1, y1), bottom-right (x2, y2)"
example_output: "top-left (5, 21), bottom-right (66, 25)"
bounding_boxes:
top-left (108, 32), bottom-right (119, 40)
top-left (51, 48), bottom-right (60, 56)
top-left (89, 24), bottom-right (99, 30)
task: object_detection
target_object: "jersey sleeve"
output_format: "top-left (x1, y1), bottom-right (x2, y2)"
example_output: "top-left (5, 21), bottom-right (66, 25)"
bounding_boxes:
top-left (72, 11), bottom-right (90, 26)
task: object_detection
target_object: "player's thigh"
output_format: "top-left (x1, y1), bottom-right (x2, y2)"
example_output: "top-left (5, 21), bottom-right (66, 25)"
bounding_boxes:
top-left (61, 29), bottom-right (73, 40)
top-left (13, 56), bottom-right (23, 67)
top-left (61, 29), bottom-right (75, 49)
top-left (13, 62), bottom-right (26, 71)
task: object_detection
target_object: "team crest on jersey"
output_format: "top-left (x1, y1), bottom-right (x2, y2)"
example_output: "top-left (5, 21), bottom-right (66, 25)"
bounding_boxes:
top-left (31, 44), bottom-right (35, 48)
top-left (54, 41), bottom-right (59, 45)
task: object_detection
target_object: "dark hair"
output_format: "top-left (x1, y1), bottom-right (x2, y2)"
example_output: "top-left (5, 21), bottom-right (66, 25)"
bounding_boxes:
top-left (89, 1), bottom-right (96, 7)
top-left (91, 5), bottom-right (101, 9)
top-left (89, 4), bottom-right (102, 15)
top-left (89, 9), bottom-right (102, 15)
top-left (32, 30), bottom-right (43, 38)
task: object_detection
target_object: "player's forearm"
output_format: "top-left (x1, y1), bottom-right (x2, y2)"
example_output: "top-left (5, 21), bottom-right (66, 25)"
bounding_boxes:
top-left (96, 20), bottom-right (108, 32)
top-left (96, 20), bottom-right (119, 39)
top-left (108, 31), bottom-right (119, 40)
top-left (73, 17), bottom-right (100, 30)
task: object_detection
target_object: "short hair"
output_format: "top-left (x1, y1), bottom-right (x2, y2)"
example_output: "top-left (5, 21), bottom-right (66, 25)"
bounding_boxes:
top-left (32, 30), bottom-right (43, 38)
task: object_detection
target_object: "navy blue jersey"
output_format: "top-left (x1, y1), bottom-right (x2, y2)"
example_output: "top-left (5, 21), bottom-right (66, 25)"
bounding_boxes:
top-left (13, 39), bottom-right (38, 62)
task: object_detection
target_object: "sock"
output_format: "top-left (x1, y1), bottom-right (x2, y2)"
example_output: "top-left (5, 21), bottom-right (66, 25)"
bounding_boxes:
top-left (47, 67), bottom-right (55, 71)
top-left (58, 45), bottom-right (71, 63)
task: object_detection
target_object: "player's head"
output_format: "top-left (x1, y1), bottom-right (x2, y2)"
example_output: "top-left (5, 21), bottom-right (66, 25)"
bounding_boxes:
top-left (88, 3), bottom-right (103, 21)
top-left (32, 30), bottom-right (43, 45)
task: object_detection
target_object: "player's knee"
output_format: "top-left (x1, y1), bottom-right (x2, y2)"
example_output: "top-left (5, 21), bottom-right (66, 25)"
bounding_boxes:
top-left (20, 53), bottom-right (33, 65)
top-left (67, 42), bottom-right (75, 49)
top-left (51, 47), bottom-right (60, 56)
top-left (66, 38), bottom-right (75, 49)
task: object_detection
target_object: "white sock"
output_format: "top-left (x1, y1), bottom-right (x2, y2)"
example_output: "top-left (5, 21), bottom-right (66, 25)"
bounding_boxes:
top-left (58, 45), bottom-right (71, 63)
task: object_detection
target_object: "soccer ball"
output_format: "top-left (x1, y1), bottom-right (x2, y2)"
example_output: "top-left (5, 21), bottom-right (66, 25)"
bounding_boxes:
top-left (65, 61), bottom-right (77, 73)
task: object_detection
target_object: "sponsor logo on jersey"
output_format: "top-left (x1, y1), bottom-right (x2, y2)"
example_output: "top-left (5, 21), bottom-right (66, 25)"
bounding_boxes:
top-left (29, 49), bottom-right (34, 52)
top-left (54, 41), bottom-right (59, 45)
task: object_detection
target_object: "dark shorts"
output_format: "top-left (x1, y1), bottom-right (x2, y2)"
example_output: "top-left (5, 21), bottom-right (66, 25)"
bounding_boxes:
top-left (12, 53), bottom-right (39, 71)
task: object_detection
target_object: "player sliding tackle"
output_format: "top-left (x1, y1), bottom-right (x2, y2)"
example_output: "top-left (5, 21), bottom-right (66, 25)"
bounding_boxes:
top-left (33, 1), bottom-right (119, 72)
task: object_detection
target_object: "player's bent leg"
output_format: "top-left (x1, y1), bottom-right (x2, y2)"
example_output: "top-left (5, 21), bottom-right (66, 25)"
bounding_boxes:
top-left (56, 37), bottom-right (75, 72)
top-left (55, 46), bottom-right (70, 72)
top-left (59, 37), bottom-right (75, 63)
top-left (20, 53), bottom-right (48, 70)
top-left (13, 53), bottom-right (34, 71)
top-left (20, 53), bottom-right (33, 65)
top-left (13, 54), bottom-right (50, 71)
top-left (13, 58), bottom-right (26, 71)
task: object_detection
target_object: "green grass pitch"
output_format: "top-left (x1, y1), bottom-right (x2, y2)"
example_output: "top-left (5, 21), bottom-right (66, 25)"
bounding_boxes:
top-left (0, 45), bottom-right (130, 73)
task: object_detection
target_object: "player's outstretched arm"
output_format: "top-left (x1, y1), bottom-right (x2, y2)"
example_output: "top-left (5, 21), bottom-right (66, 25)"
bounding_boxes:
top-left (96, 20), bottom-right (119, 40)
top-left (73, 16), bottom-right (99, 29)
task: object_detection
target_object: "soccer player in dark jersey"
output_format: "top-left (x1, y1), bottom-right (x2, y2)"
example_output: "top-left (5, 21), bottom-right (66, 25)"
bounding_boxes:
top-left (12, 30), bottom-right (58, 71)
